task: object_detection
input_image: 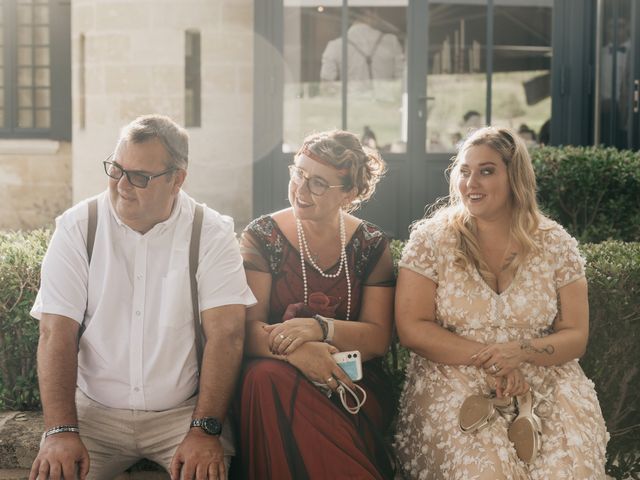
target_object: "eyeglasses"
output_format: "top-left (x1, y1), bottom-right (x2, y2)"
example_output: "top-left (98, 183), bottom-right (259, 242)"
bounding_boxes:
top-left (288, 165), bottom-right (344, 196)
top-left (103, 156), bottom-right (176, 189)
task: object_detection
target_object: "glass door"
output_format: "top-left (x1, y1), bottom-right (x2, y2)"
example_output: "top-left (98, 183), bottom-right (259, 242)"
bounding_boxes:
top-left (260, 0), bottom-right (411, 238)
top-left (415, 0), bottom-right (554, 209)
top-left (594, 0), bottom-right (638, 149)
top-left (596, 0), bottom-right (640, 150)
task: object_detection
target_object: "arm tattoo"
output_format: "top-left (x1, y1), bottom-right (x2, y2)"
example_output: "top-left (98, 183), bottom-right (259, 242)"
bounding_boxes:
top-left (520, 338), bottom-right (554, 355)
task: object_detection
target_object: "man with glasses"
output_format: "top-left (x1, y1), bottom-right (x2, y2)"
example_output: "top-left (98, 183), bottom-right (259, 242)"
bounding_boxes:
top-left (29, 114), bottom-right (256, 479)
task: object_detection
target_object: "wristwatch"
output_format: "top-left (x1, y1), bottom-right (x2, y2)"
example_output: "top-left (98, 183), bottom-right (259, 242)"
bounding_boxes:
top-left (190, 417), bottom-right (222, 436)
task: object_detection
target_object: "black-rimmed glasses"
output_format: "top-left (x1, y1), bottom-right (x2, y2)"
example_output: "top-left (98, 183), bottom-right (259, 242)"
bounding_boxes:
top-left (288, 165), bottom-right (344, 196)
top-left (103, 156), bottom-right (176, 189)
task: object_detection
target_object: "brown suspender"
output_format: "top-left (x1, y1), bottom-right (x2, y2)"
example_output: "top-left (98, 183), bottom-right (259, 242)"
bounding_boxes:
top-left (189, 203), bottom-right (205, 373)
top-left (83, 198), bottom-right (205, 372)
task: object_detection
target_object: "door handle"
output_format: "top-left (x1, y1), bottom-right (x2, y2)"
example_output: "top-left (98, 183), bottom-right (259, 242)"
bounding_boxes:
top-left (417, 96), bottom-right (435, 119)
top-left (634, 80), bottom-right (639, 114)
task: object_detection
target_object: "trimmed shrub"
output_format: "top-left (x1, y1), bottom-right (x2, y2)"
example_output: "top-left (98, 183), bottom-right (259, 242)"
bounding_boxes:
top-left (581, 241), bottom-right (640, 479)
top-left (386, 240), bottom-right (640, 479)
top-left (0, 229), bottom-right (50, 410)
top-left (531, 146), bottom-right (640, 243)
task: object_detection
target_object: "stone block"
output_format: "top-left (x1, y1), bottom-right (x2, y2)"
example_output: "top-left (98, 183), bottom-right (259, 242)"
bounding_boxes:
top-left (105, 65), bottom-right (152, 95)
top-left (0, 412), bottom-right (43, 469)
top-left (202, 64), bottom-right (237, 94)
top-left (94, 2), bottom-right (152, 30)
top-left (150, 2), bottom-right (219, 30)
top-left (72, 4), bottom-right (96, 33)
top-left (203, 32), bottom-right (251, 65)
top-left (220, 3), bottom-right (252, 30)
top-left (86, 33), bottom-right (132, 64)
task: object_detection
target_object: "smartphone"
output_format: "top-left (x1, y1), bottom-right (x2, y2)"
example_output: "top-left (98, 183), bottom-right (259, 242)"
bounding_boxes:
top-left (332, 350), bottom-right (363, 381)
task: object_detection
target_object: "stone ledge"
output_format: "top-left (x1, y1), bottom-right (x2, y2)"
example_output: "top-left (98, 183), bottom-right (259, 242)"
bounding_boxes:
top-left (0, 469), bottom-right (31, 480)
top-left (0, 412), bottom-right (43, 469)
top-left (0, 411), bottom-right (167, 477)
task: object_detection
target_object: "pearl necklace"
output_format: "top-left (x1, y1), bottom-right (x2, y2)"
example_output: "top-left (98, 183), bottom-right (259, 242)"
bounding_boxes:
top-left (296, 210), bottom-right (351, 320)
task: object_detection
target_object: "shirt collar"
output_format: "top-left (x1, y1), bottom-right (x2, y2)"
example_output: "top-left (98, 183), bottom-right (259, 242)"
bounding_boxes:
top-left (107, 189), bottom-right (185, 236)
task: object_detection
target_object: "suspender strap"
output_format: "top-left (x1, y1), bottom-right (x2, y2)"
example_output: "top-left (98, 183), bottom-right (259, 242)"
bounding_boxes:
top-left (79, 198), bottom-right (99, 345)
top-left (190, 203), bottom-right (205, 373)
top-left (348, 31), bottom-right (384, 80)
top-left (87, 199), bottom-right (98, 264)
top-left (82, 198), bottom-right (205, 375)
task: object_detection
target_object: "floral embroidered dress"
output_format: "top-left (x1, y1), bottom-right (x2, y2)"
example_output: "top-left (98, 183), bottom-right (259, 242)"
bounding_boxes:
top-left (237, 215), bottom-right (395, 480)
top-left (394, 218), bottom-right (609, 480)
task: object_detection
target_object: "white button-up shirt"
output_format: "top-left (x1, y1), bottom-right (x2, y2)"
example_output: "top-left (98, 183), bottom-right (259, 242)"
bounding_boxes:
top-left (31, 190), bottom-right (256, 411)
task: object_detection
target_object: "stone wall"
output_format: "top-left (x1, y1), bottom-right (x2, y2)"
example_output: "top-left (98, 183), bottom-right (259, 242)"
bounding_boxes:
top-left (0, 141), bottom-right (72, 230)
top-left (72, 0), bottom-right (254, 228)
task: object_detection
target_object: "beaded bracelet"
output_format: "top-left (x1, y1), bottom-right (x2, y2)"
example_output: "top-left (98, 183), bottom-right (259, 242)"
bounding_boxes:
top-left (313, 314), bottom-right (329, 341)
top-left (45, 425), bottom-right (80, 438)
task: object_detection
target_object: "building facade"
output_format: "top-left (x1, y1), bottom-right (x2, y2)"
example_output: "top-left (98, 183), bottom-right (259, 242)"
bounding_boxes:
top-left (0, 0), bottom-right (638, 236)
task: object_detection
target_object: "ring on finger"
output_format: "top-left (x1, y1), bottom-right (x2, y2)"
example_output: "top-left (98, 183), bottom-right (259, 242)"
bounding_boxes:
top-left (326, 376), bottom-right (335, 383)
top-left (278, 333), bottom-right (285, 340)
top-left (489, 364), bottom-right (499, 374)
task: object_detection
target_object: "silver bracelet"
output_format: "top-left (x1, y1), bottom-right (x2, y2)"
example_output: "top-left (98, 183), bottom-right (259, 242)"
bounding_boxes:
top-left (45, 425), bottom-right (80, 438)
top-left (314, 314), bottom-right (335, 343)
top-left (325, 317), bottom-right (335, 343)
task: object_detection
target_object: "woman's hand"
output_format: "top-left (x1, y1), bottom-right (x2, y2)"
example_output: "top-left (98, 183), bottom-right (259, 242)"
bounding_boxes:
top-left (264, 318), bottom-right (323, 355)
top-left (286, 342), bottom-right (355, 392)
top-left (495, 367), bottom-right (530, 398)
top-left (471, 341), bottom-right (526, 376)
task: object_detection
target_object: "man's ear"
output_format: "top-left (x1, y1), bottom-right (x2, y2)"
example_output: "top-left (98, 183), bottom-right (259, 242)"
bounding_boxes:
top-left (172, 169), bottom-right (187, 193)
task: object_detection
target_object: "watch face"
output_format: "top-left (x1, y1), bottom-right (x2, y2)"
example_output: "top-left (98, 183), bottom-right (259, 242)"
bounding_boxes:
top-left (201, 417), bottom-right (222, 435)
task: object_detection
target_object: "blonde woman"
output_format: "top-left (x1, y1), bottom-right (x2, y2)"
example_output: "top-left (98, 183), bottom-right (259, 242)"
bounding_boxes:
top-left (394, 126), bottom-right (608, 479)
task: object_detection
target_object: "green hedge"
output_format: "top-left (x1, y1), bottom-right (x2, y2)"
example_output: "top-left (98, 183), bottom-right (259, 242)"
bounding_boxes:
top-left (1, 232), bottom-right (638, 477)
top-left (0, 229), bottom-right (49, 410)
top-left (531, 146), bottom-right (640, 243)
top-left (386, 239), bottom-right (640, 479)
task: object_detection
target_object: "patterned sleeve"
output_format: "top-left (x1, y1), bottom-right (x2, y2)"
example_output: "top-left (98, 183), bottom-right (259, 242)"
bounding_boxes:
top-left (398, 221), bottom-right (439, 283)
top-left (239, 219), bottom-right (271, 273)
top-left (362, 229), bottom-right (395, 287)
top-left (552, 224), bottom-right (586, 289)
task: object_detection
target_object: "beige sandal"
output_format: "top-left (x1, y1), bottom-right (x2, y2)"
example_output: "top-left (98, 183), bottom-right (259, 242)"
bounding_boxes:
top-left (508, 390), bottom-right (542, 463)
top-left (459, 394), bottom-right (514, 433)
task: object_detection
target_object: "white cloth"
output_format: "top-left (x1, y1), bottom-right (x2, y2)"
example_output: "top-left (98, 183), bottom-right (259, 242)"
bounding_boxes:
top-left (31, 190), bottom-right (256, 411)
top-left (320, 23), bottom-right (404, 83)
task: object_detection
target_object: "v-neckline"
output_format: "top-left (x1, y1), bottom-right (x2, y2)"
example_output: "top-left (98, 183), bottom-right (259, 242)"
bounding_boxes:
top-left (471, 257), bottom-right (524, 297)
top-left (269, 215), bottom-right (363, 272)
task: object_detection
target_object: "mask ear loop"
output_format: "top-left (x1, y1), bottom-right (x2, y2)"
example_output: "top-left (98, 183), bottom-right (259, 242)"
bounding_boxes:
top-left (336, 381), bottom-right (367, 415)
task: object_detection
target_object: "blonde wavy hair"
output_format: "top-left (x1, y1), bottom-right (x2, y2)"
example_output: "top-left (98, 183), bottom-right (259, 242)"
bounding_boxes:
top-left (298, 130), bottom-right (386, 212)
top-left (428, 126), bottom-right (543, 281)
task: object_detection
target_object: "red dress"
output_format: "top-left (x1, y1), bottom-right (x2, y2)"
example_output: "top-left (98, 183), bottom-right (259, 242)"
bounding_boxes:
top-left (237, 215), bottom-right (395, 480)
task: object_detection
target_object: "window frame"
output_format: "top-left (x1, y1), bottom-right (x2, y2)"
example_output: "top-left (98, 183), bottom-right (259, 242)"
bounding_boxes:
top-left (0, 0), bottom-right (71, 140)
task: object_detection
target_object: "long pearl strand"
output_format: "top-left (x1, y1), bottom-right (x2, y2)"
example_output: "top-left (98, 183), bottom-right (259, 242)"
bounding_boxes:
top-left (296, 210), bottom-right (351, 320)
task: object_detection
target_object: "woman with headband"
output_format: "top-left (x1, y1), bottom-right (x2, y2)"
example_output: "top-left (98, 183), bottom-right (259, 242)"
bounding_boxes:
top-left (236, 130), bottom-right (395, 479)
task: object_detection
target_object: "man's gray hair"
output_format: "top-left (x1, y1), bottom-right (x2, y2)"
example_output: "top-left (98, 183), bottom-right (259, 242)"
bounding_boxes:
top-left (116, 114), bottom-right (189, 170)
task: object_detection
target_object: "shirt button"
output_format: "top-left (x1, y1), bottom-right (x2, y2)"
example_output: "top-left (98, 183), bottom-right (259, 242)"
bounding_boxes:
top-left (134, 387), bottom-right (140, 392)
top-left (137, 274), bottom-right (143, 279)
top-left (136, 311), bottom-right (141, 316)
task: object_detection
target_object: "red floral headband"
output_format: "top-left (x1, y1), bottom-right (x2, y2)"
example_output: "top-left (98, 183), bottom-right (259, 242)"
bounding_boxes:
top-left (299, 146), bottom-right (350, 175)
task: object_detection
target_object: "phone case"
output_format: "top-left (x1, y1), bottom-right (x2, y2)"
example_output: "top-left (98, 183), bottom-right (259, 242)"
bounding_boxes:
top-left (332, 350), bottom-right (363, 381)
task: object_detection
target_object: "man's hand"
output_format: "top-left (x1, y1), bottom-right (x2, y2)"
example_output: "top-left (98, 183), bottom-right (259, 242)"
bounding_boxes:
top-left (169, 429), bottom-right (226, 480)
top-left (29, 433), bottom-right (89, 480)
